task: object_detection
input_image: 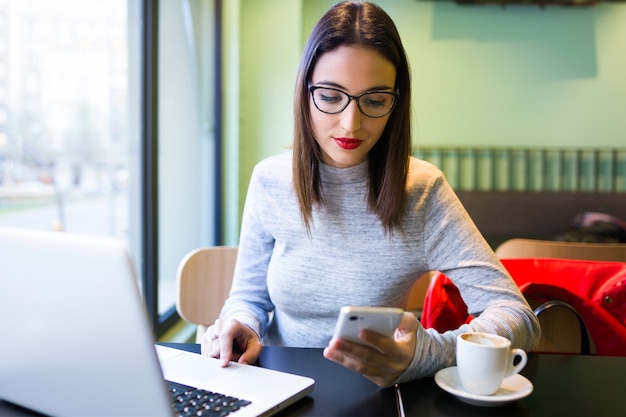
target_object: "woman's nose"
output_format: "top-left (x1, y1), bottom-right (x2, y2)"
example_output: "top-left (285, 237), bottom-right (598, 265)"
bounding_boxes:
top-left (340, 100), bottom-right (362, 132)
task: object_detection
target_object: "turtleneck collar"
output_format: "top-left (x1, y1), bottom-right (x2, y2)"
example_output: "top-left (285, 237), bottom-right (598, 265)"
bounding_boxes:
top-left (319, 159), bottom-right (369, 185)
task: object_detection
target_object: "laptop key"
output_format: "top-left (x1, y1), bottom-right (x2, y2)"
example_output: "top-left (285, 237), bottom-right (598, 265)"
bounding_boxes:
top-left (168, 381), bottom-right (252, 417)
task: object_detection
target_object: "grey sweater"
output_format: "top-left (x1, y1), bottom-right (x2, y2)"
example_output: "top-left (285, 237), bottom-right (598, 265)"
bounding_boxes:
top-left (221, 152), bottom-right (540, 382)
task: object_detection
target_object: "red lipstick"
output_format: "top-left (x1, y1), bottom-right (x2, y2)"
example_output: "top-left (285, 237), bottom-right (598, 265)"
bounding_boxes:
top-left (334, 137), bottom-right (362, 150)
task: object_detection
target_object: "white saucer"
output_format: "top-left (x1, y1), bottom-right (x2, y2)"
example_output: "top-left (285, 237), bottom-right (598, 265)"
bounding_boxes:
top-left (434, 366), bottom-right (533, 407)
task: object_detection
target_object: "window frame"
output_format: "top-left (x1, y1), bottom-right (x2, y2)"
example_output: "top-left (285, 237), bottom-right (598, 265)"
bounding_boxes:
top-left (141, 0), bottom-right (223, 338)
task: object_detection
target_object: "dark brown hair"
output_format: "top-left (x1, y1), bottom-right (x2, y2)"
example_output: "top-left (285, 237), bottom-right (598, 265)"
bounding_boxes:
top-left (292, 1), bottom-right (412, 235)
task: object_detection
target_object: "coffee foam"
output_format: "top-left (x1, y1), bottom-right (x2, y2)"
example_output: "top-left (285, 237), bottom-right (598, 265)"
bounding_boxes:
top-left (463, 334), bottom-right (504, 347)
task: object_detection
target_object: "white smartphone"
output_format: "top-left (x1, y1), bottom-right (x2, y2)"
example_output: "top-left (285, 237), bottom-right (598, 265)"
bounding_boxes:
top-left (332, 306), bottom-right (404, 346)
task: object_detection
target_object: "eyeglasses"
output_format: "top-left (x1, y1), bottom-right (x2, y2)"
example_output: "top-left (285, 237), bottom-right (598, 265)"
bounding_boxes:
top-left (309, 85), bottom-right (399, 118)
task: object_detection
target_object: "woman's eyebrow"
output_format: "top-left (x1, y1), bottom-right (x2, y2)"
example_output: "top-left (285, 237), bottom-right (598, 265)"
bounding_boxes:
top-left (313, 80), bottom-right (394, 92)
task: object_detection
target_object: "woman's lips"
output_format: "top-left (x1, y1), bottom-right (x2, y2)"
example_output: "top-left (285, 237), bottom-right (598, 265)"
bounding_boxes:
top-left (334, 137), bottom-right (362, 150)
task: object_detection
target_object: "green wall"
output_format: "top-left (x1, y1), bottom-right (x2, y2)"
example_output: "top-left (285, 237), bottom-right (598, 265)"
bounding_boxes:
top-left (222, 0), bottom-right (626, 244)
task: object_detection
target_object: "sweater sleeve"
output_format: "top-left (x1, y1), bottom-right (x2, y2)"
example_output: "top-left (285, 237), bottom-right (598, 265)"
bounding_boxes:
top-left (395, 175), bottom-right (541, 383)
top-left (217, 162), bottom-right (276, 339)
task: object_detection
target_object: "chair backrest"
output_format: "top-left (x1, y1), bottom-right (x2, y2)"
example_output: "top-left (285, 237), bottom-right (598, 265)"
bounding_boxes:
top-left (406, 272), bottom-right (435, 315)
top-left (176, 246), bottom-right (238, 342)
top-left (495, 238), bottom-right (626, 262)
top-left (493, 238), bottom-right (626, 353)
top-left (421, 259), bottom-right (626, 356)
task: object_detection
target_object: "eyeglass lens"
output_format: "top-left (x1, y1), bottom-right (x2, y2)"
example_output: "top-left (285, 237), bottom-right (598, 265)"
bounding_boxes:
top-left (311, 87), bottom-right (396, 118)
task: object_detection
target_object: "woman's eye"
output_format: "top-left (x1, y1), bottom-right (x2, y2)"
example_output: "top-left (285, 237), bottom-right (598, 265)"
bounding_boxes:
top-left (363, 98), bottom-right (385, 108)
top-left (319, 93), bottom-right (343, 103)
top-left (362, 94), bottom-right (388, 108)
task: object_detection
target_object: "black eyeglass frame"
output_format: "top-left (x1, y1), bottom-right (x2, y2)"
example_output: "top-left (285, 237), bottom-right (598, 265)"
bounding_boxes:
top-left (308, 85), bottom-right (400, 119)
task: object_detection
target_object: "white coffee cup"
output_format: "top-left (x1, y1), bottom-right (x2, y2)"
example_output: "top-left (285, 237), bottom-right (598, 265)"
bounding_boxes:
top-left (456, 332), bottom-right (527, 396)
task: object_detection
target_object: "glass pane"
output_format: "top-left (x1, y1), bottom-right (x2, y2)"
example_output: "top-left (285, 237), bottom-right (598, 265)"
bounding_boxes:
top-left (157, 0), bottom-right (217, 316)
top-left (0, 0), bottom-right (140, 267)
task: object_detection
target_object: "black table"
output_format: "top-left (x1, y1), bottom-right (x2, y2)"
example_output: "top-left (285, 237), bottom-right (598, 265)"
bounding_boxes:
top-left (2, 343), bottom-right (625, 416)
top-left (251, 345), bottom-right (626, 417)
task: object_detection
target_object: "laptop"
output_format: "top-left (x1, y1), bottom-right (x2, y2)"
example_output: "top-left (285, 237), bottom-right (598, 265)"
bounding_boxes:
top-left (0, 227), bottom-right (314, 417)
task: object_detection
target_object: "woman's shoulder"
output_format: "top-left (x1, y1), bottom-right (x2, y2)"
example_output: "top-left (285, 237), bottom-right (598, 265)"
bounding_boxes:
top-left (405, 156), bottom-right (456, 208)
top-left (253, 151), bottom-right (293, 176)
top-left (407, 156), bottom-right (445, 183)
top-left (249, 152), bottom-right (294, 190)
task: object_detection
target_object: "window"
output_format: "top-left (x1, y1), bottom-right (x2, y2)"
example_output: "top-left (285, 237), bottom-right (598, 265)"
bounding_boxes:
top-left (0, 0), bottom-right (220, 338)
top-left (0, 0), bottom-right (138, 245)
top-left (154, 0), bottom-right (220, 334)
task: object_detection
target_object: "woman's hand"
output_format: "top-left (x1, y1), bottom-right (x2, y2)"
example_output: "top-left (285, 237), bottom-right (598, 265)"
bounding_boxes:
top-left (200, 318), bottom-right (263, 367)
top-left (323, 312), bottom-right (418, 387)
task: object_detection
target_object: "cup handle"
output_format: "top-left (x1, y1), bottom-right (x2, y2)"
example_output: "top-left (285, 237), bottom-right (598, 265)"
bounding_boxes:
top-left (505, 348), bottom-right (527, 378)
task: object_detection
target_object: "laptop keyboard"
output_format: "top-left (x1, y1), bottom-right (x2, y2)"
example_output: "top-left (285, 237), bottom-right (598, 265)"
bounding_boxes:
top-left (168, 381), bottom-right (252, 417)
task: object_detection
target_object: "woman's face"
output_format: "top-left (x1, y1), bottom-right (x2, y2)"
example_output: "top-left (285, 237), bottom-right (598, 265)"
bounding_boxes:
top-left (309, 45), bottom-right (397, 168)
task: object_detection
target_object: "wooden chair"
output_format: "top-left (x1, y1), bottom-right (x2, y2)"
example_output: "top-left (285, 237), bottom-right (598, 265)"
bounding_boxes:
top-left (176, 246), bottom-right (238, 342)
top-left (413, 239), bottom-right (626, 320)
top-left (495, 238), bottom-right (626, 355)
top-left (406, 272), bottom-right (436, 319)
top-left (495, 238), bottom-right (626, 262)
top-left (421, 258), bottom-right (626, 356)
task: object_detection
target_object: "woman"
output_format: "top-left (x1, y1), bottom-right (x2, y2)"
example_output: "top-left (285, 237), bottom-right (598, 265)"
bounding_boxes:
top-left (202, 1), bottom-right (540, 387)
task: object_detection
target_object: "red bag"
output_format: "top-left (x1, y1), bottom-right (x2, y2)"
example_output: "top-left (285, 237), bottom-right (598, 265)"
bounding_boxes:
top-left (421, 258), bottom-right (626, 356)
